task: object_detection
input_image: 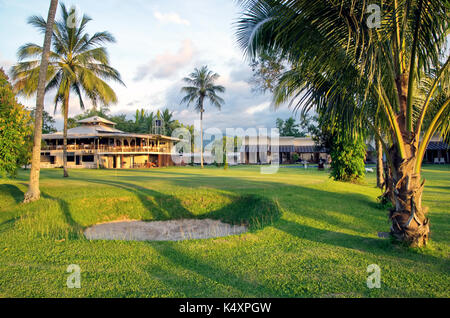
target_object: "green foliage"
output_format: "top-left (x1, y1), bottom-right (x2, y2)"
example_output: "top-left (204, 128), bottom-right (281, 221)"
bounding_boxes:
top-left (0, 69), bottom-right (33, 177)
top-left (236, 0), bottom-right (449, 175)
top-left (181, 65), bottom-right (225, 113)
top-left (68, 107), bottom-right (184, 136)
top-left (30, 109), bottom-right (56, 134)
top-left (329, 135), bottom-right (366, 182)
top-left (298, 112), bottom-right (365, 182)
top-left (11, 3), bottom-right (124, 126)
top-left (276, 117), bottom-right (306, 137)
top-left (249, 50), bottom-right (286, 93)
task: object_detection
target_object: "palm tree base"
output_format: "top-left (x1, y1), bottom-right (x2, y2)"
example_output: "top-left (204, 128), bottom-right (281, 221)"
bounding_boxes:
top-left (389, 176), bottom-right (430, 247)
top-left (390, 216), bottom-right (430, 247)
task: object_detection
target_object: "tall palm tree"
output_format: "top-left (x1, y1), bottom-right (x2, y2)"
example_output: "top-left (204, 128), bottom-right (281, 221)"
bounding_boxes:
top-left (12, 3), bottom-right (124, 178)
top-left (237, 0), bottom-right (449, 247)
top-left (181, 66), bottom-right (225, 168)
top-left (23, 0), bottom-right (59, 203)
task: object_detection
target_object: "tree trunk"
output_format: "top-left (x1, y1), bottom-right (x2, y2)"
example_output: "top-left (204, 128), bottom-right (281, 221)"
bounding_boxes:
top-left (381, 160), bottom-right (395, 206)
top-left (63, 93), bottom-right (69, 178)
top-left (376, 138), bottom-right (384, 189)
top-left (200, 109), bottom-right (204, 168)
top-left (23, 0), bottom-right (59, 203)
top-left (388, 143), bottom-right (430, 247)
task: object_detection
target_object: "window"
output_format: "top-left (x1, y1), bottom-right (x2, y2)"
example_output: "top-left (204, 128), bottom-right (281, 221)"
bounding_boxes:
top-left (82, 155), bottom-right (95, 162)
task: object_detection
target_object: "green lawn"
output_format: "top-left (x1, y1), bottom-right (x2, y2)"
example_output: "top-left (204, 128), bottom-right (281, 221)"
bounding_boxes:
top-left (0, 165), bottom-right (448, 297)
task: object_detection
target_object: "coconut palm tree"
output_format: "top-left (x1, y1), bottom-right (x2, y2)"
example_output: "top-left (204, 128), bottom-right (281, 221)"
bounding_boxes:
top-left (161, 108), bottom-right (176, 136)
top-left (11, 3), bottom-right (124, 178)
top-left (22, 0), bottom-right (59, 203)
top-left (237, 0), bottom-right (449, 247)
top-left (181, 66), bottom-right (225, 168)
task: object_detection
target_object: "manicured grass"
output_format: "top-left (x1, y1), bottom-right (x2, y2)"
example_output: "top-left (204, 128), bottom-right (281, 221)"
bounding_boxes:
top-left (0, 165), bottom-right (448, 297)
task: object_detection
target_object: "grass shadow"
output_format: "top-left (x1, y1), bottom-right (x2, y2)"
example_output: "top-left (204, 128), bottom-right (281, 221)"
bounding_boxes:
top-left (41, 193), bottom-right (84, 238)
top-left (274, 218), bottom-right (448, 266)
top-left (70, 176), bottom-right (281, 230)
top-left (148, 242), bottom-right (287, 297)
top-left (0, 184), bottom-right (24, 204)
top-left (73, 177), bottom-right (195, 221)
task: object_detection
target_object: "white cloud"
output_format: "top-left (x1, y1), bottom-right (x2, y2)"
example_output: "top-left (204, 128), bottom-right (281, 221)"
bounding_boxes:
top-left (246, 102), bottom-right (271, 115)
top-left (134, 39), bottom-right (195, 81)
top-left (154, 11), bottom-right (190, 26)
top-left (0, 52), bottom-right (13, 74)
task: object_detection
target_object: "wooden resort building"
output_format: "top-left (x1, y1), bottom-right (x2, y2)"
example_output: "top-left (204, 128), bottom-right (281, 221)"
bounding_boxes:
top-left (240, 136), bottom-right (329, 165)
top-left (240, 135), bottom-right (448, 165)
top-left (422, 135), bottom-right (449, 164)
top-left (40, 116), bottom-right (178, 169)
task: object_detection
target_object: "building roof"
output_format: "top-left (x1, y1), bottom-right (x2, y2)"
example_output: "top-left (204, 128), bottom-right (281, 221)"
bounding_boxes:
top-left (42, 115), bottom-right (180, 141)
top-left (428, 141), bottom-right (449, 150)
top-left (76, 116), bottom-right (116, 126)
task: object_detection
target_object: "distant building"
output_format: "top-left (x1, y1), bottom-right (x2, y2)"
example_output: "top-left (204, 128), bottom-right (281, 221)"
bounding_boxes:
top-left (423, 136), bottom-right (449, 164)
top-left (240, 136), bottom-right (328, 164)
top-left (40, 116), bottom-right (178, 169)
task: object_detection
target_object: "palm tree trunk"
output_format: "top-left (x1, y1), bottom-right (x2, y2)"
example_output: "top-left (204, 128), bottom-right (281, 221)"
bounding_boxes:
top-left (200, 109), bottom-right (204, 168)
top-left (23, 0), bottom-right (59, 203)
top-left (389, 142), bottom-right (429, 247)
top-left (376, 138), bottom-right (384, 189)
top-left (63, 93), bottom-right (69, 178)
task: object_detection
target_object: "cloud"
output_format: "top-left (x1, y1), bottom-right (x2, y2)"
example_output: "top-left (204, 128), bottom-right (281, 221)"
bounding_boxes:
top-left (134, 39), bottom-right (195, 81)
top-left (246, 101), bottom-right (271, 115)
top-left (163, 69), bottom-right (293, 131)
top-left (0, 53), bottom-right (13, 75)
top-left (154, 11), bottom-right (190, 26)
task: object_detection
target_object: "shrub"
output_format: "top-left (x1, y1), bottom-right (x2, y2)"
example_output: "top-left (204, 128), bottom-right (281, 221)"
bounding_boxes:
top-left (0, 69), bottom-right (33, 177)
top-left (329, 135), bottom-right (366, 182)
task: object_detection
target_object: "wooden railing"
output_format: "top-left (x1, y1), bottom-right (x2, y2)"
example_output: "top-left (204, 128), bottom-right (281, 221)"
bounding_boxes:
top-left (41, 145), bottom-right (171, 153)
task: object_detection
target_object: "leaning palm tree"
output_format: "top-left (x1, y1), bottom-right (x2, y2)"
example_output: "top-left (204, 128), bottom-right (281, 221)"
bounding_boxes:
top-left (23, 0), bottom-right (59, 203)
top-left (181, 66), bottom-right (225, 168)
top-left (237, 0), bottom-right (449, 247)
top-left (11, 3), bottom-right (124, 178)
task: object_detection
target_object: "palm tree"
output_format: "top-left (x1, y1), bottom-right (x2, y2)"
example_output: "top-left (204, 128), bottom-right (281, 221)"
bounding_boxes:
top-left (181, 66), bottom-right (225, 168)
top-left (12, 3), bottom-right (124, 178)
top-left (23, 0), bottom-right (59, 203)
top-left (146, 111), bottom-right (155, 134)
top-left (161, 108), bottom-right (176, 136)
top-left (237, 0), bottom-right (449, 247)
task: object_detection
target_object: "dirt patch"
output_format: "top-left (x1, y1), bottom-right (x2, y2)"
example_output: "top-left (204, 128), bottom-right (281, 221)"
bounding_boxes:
top-left (84, 219), bottom-right (248, 241)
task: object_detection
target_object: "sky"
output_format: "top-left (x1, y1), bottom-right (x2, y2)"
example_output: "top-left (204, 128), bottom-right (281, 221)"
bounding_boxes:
top-left (0, 0), bottom-right (293, 131)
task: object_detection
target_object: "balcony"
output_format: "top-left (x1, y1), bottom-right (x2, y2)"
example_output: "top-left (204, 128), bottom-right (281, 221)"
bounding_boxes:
top-left (41, 145), bottom-right (171, 153)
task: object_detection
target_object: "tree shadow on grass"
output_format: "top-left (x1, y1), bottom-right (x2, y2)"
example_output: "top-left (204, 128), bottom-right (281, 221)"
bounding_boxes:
top-left (0, 184), bottom-right (24, 204)
top-left (71, 177), bottom-right (195, 221)
top-left (146, 242), bottom-right (287, 298)
top-left (274, 219), bottom-right (448, 266)
top-left (41, 193), bottom-right (83, 238)
top-left (70, 177), bottom-right (281, 230)
top-left (204, 194), bottom-right (282, 230)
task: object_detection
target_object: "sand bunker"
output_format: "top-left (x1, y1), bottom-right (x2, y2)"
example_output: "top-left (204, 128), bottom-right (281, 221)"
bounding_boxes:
top-left (84, 219), bottom-right (248, 241)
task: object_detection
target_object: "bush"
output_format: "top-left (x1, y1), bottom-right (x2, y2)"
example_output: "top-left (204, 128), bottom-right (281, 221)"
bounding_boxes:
top-left (0, 69), bottom-right (33, 178)
top-left (329, 135), bottom-right (366, 182)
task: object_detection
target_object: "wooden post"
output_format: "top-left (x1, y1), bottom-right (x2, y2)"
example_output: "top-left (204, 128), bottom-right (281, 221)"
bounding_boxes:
top-left (96, 137), bottom-right (100, 169)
